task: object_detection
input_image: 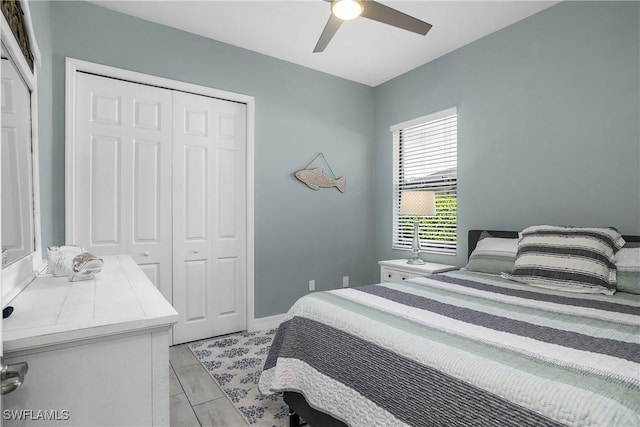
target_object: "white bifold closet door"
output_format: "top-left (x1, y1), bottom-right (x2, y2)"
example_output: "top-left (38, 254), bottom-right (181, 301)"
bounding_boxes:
top-left (172, 92), bottom-right (247, 344)
top-left (72, 73), bottom-right (247, 345)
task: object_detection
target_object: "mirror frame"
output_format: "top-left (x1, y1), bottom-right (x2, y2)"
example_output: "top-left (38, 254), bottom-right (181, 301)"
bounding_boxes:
top-left (1, 0), bottom-right (42, 305)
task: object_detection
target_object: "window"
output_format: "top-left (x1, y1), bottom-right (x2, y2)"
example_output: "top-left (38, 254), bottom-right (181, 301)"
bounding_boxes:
top-left (391, 108), bottom-right (457, 255)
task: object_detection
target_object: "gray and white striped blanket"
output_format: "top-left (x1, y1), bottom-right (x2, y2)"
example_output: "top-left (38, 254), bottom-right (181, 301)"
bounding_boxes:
top-left (259, 270), bottom-right (640, 427)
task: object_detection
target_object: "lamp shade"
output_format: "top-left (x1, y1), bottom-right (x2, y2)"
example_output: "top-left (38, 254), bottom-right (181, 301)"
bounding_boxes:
top-left (400, 191), bottom-right (436, 216)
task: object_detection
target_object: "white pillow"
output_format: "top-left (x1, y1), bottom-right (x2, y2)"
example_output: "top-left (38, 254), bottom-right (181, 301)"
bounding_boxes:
top-left (474, 237), bottom-right (518, 256)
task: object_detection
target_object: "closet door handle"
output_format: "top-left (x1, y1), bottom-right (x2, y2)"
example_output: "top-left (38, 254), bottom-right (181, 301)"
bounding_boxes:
top-left (143, 251), bottom-right (150, 257)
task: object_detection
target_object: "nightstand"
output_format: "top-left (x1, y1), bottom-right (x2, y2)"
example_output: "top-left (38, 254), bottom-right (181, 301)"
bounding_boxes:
top-left (378, 259), bottom-right (458, 283)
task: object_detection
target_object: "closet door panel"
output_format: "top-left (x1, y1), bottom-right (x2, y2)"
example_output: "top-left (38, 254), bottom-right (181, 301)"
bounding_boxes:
top-left (132, 140), bottom-right (160, 242)
top-left (138, 263), bottom-right (160, 290)
top-left (215, 257), bottom-right (238, 315)
top-left (212, 148), bottom-right (242, 320)
top-left (74, 74), bottom-right (173, 304)
top-left (184, 260), bottom-right (208, 321)
top-left (216, 149), bottom-right (238, 239)
top-left (74, 74), bottom-right (128, 255)
top-left (127, 83), bottom-right (173, 305)
top-left (211, 100), bottom-right (247, 332)
top-left (90, 135), bottom-right (121, 245)
top-left (180, 144), bottom-right (212, 325)
top-left (172, 92), bottom-right (215, 344)
top-left (172, 92), bottom-right (246, 344)
top-left (184, 146), bottom-right (208, 241)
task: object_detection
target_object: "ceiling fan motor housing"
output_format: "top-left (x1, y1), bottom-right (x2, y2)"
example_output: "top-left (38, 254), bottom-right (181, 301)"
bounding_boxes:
top-left (331, 0), bottom-right (364, 21)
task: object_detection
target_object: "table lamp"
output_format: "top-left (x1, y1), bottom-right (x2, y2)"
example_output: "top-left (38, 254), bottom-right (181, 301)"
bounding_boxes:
top-left (399, 191), bottom-right (436, 265)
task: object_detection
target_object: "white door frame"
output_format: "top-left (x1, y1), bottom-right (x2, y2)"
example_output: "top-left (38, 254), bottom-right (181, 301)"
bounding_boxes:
top-left (65, 58), bottom-right (257, 332)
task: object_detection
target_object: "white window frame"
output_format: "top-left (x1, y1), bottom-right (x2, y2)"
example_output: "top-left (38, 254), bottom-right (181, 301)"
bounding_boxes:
top-left (391, 107), bottom-right (458, 255)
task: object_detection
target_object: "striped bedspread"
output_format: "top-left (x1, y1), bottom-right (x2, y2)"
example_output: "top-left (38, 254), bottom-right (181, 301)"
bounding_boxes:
top-left (259, 270), bottom-right (640, 427)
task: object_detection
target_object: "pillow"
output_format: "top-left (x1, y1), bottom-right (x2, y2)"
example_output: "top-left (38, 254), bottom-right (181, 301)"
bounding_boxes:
top-left (617, 272), bottom-right (640, 294)
top-left (615, 246), bottom-right (640, 294)
top-left (502, 225), bottom-right (625, 295)
top-left (466, 233), bottom-right (518, 275)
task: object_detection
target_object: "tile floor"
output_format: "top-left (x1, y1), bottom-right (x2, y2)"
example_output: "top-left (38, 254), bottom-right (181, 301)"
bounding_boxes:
top-left (170, 344), bottom-right (250, 427)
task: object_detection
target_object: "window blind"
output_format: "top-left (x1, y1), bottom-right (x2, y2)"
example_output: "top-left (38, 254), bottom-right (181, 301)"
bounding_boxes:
top-left (392, 109), bottom-right (457, 255)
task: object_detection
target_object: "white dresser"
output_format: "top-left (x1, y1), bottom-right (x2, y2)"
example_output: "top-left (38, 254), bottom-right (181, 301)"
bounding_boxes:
top-left (2, 256), bottom-right (178, 426)
top-left (379, 259), bottom-right (458, 283)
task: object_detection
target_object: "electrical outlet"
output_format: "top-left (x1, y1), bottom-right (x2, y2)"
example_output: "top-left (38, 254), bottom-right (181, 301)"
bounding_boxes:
top-left (342, 276), bottom-right (349, 287)
top-left (309, 280), bottom-right (315, 291)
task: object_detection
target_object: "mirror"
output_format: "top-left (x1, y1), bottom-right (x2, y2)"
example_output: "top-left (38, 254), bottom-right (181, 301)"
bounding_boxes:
top-left (1, 43), bottom-right (36, 268)
top-left (1, 0), bottom-right (42, 305)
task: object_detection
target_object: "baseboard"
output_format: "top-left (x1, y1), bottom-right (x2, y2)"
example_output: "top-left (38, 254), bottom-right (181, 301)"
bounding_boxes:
top-left (249, 313), bottom-right (285, 332)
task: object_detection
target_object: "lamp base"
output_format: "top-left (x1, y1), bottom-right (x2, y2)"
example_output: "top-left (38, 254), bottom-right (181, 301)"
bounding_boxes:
top-left (407, 257), bottom-right (425, 265)
top-left (407, 218), bottom-right (424, 265)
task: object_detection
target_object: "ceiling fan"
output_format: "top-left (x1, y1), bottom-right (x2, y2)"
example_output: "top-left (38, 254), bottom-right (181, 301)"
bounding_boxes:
top-left (314, 0), bottom-right (432, 53)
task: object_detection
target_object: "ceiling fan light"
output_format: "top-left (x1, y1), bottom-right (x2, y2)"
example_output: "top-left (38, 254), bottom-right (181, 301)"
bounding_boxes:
top-left (331, 0), bottom-right (363, 21)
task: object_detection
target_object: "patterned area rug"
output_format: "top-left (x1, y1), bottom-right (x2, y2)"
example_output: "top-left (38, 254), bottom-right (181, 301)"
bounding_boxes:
top-left (188, 329), bottom-right (288, 427)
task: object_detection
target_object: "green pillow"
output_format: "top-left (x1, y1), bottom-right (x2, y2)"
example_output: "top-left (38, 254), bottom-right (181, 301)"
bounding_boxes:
top-left (615, 246), bottom-right (640, 294)
top-left (616, 271), bottom-right (640, 295)
top-left (466, 235), bottom-right (518, 275)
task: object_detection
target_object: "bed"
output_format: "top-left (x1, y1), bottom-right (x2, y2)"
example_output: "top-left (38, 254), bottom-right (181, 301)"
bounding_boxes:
top-left (259, 230), bottom-right (640, 427)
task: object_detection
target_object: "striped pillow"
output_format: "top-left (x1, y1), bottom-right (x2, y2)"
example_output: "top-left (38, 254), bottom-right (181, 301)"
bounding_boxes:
top-left (502, 225), bottom-right (626, 295)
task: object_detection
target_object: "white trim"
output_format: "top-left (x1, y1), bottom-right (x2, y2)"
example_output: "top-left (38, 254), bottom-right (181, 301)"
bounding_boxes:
top-left (64, 57), bottom-right (257, 333)
top-left (249, 314), bottom-right (285, 333)
top-left (64, 58), bottom-right (255, 106)
top-left (245, 98), bottom-right (256, 333)
top-left (64, 58), bottom-right (77, 244)
top-left (1, 2), bottom-right (43, 306)
top-left (390, 107), bottom-right (457, 133)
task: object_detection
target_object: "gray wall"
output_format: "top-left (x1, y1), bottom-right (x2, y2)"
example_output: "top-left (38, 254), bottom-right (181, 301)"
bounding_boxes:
top-left (373, 1), bottom-right (640, 267)
top-left (47, 1), bottom-right (376, 318)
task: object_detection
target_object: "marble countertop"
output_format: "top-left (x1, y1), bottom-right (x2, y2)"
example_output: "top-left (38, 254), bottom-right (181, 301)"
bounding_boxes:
top-left (4, 255), bottom-right (178, 353)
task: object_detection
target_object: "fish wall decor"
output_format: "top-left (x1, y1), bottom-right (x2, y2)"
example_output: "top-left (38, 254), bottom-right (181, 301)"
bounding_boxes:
top-left (295, 168), bottom-right (346, 193)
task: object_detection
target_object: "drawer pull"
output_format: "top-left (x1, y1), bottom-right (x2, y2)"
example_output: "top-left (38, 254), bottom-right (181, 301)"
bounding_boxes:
top-left (387, 274), bottom-right (392, 278)
top-left (143, 251), bottom-right (150, 257)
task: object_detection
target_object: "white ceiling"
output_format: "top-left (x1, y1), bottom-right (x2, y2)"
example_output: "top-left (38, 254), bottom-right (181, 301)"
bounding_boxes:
top-left (90, 0), bottom-right (559, 87)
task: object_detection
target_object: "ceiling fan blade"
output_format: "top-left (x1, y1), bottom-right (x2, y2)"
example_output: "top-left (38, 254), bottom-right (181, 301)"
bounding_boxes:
top-left (361, 1), bottom-right (432, 35)
top-left (314, 14), bottom-right (343, 53)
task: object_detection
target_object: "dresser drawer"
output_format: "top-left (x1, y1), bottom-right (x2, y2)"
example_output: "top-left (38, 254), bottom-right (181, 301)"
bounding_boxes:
top-left (381, 267), bottom-right (421, 283)
top-left (379, 260), bottom-right (458, 283)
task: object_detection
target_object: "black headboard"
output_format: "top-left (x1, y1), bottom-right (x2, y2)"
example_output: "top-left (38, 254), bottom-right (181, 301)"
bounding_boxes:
top-left (468, 229), bottom-right (640, 259)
